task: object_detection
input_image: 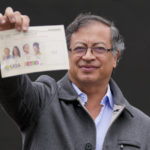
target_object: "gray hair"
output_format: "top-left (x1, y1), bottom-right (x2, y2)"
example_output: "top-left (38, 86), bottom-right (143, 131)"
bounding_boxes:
top-left (66, 13), bottom-right (125, 61)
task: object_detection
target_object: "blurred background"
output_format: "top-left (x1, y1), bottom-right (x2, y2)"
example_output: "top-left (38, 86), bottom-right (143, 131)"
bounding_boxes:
top-left (0, 0), bottom-right (150, 149)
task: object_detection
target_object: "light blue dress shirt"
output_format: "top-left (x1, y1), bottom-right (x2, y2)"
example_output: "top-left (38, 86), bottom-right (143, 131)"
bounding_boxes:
top-left (72, 83), bottom-right (114, 150)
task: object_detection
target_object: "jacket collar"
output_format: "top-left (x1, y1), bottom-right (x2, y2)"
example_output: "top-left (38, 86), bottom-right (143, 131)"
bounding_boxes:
top-left (57, 73), bottom-right (78, 100)
top-left (57, 73), bottom-right (134, 117)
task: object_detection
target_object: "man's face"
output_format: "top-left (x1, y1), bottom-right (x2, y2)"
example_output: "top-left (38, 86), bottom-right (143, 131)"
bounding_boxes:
top-left (4, 48), bottom-right (10, 56)
top-left (68, 22), bottom-right (119, 86)
top-left (23, 44), bottom-right (30, 54)
top-left (33, 46), bottom-right (39, 52)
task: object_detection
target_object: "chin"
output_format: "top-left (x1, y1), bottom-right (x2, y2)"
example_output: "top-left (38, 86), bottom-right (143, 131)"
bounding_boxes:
top-left (69, 70), bottom-right (99, 84)
top-left (77, 74), bottom-right (98, 84)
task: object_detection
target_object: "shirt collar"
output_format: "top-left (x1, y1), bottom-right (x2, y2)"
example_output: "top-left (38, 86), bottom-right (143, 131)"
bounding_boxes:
top-left (101, 84), bottom-right (114, 109)
top-left (72, 83), bottom-right (114, 109)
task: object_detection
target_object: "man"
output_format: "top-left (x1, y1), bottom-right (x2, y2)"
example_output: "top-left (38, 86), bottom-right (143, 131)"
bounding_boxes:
top-left (33, 42), bottom-right (41, 55)
top-left (23, 44), bottom-right (30, 55)
top-left (23, 43), bottom-right (31, 60)
top-left (0, 7), bottom-right (150, 150)
top-left (3, 48), bottom-right (12, 60)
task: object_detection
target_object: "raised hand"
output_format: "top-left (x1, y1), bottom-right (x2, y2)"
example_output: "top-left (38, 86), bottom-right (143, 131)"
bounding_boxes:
top-left (0, 7), bottom-right (30, 32)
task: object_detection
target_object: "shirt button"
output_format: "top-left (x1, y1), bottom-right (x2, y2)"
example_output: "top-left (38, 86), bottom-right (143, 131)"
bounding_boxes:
top-left (120, 144), bottom-right (124, 149)
top-left (85, 143), bottom-right (92, 150)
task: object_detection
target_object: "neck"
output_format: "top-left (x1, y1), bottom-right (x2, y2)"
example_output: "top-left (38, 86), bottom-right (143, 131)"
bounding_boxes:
top-left (72, 79), bottom-right (109, 105)
top-left (83, 82), bottom-right (107, 101)
top-left (76, 81), bottom-right (109, 120)
top-left (69, 74), bottom-right (111, 119)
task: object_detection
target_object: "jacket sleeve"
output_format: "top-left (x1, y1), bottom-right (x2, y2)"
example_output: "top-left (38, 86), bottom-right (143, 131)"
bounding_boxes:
top-left (0, 73), bottom-right (56, 131)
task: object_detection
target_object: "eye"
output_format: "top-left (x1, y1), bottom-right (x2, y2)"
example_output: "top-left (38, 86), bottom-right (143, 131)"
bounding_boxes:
top-left (93, 47), bottom-right (106, 53)
top-left (74, 47), bottom-right (87, 52)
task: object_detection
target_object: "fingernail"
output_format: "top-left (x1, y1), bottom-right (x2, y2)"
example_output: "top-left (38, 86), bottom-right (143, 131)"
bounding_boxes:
top-left (17, 27), bottom-right (21, 31)
top-left (23, 26), bottom-right (27, 31)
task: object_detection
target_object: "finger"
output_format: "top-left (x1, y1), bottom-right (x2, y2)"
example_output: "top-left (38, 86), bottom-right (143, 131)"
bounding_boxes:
top-left (4, 7), bottom-right (15, 23)
top-left (21, 15), bottom-right (30, 31)
top-left (0, 13), bottom-right (6, 24)
top-left (13, 11), bottom-right (22, 31)
top-left (0, 13), bottom-right (3, 23)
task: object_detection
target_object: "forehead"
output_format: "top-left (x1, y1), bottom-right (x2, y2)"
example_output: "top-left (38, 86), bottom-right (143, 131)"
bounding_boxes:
top-left (24, 44), bottom-right (29, 47)
top-left (4, 48), bottom-right (9, 52)
top-left (70, 22), bottom-right (111, 46)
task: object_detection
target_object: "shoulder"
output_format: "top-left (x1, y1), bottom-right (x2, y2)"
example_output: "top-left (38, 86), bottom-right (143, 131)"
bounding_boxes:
top-left (130, 106), bottom-right (150, 146)
top-left (129, 105), bottom-right (150, 123)
top-left (126, 104), bottom-right (150, 139)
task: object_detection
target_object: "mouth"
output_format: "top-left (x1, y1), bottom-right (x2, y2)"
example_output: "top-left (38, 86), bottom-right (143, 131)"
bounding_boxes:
top-left (79, 65), bottom-right (99, 72)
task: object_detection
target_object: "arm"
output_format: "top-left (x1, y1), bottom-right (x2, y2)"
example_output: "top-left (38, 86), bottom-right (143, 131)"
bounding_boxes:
top-left (0, 75), bottom-right (35, 130)
top-left (0, 7), bottom-right (41, 131)
top-left (0, 73), bottom-right (55, 131)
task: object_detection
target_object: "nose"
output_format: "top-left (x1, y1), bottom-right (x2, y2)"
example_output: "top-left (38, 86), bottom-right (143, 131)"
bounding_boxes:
top-left (82, 48), bottom-right (96, 61)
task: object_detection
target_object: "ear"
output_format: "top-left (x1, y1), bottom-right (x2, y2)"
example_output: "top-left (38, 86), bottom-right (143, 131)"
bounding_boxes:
top-left (113, 50), bottom-right (120, 68)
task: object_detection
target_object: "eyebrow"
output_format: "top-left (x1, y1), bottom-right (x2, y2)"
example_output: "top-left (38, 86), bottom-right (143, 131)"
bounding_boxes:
top-left (73, 41), bottom-right (87, 46)
top-left (73, 41), bottom-right (107, 46)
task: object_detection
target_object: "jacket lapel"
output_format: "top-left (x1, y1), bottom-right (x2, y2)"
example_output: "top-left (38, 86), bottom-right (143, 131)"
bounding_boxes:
top-left (57, 73), bottom-right (134, 118)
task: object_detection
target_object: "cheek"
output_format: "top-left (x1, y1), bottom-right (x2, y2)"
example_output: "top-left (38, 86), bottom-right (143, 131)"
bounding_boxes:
top-left (100, 56), bottom-right (114, 71)
top-left (69, 55), bottom-right (80, 68)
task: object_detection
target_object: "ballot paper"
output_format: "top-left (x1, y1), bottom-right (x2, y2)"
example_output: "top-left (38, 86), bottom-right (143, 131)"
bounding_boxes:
top-left (0, 25), bottom-right (69, 78)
